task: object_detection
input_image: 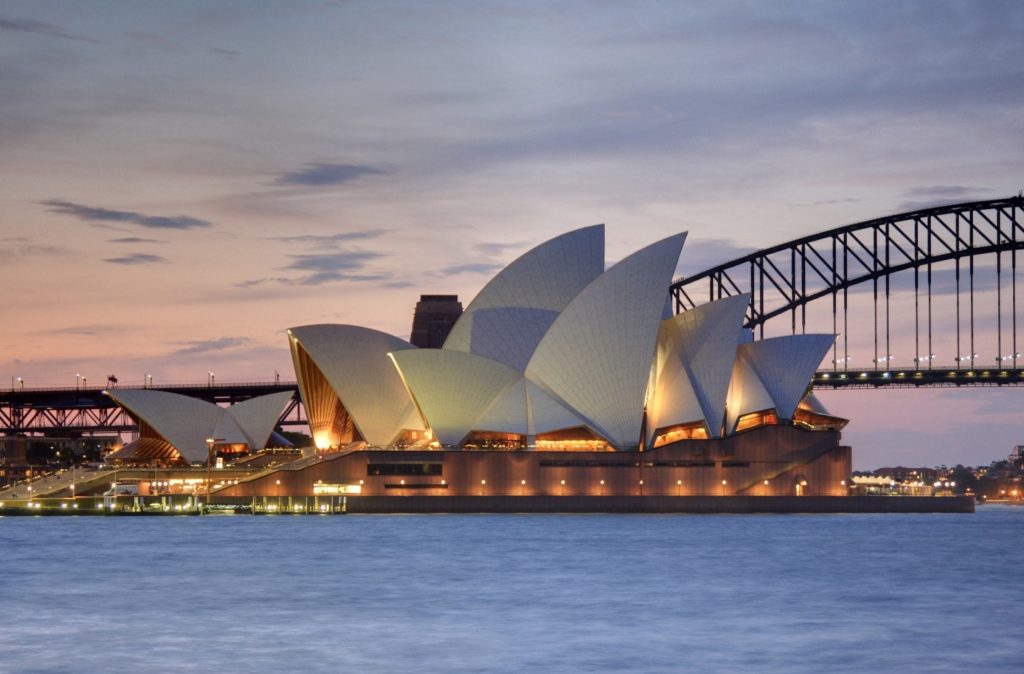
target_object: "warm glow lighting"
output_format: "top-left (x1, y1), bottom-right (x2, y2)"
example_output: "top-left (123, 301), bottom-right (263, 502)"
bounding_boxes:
top-left (722, 480), bottom-right (727, 485)
top-left (521, 480), bottom-right (526, 485)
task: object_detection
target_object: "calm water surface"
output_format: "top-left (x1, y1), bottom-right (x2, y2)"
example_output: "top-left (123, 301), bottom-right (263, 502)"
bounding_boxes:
top-left (1, 507), bottom-right (1020, 673)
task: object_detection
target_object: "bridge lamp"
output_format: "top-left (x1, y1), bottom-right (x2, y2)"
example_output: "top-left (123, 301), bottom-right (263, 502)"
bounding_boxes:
top-left (76, 373), bottom-right (81, 389)
top-left (17, 377), bottom-right (23, 390)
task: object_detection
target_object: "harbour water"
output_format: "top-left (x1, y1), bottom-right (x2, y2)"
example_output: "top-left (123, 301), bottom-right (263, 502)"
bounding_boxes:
top-left (1, 506), bottom-right (1020, 673)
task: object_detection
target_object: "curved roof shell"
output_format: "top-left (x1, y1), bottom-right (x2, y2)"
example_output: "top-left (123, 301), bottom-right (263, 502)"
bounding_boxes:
top-left (106, 389), bottom-right (224, 463)
top-left (724, 351), bottom-right (777, 434)
top-left (443, 225), bottom-right (605, 370)
top-left (227, 390), bottom-right (294, 449)
top-left (737, 334), bottom-right (835, 420)
top-left (391, 349), bottom-right (523, 446)
top-left (526, 232), bottom-right (687, 449)
top-left (106, 389), bottom-right (296, 463)
top-left (288, 324), bottom-right (424, 447)
top-left (649, 294), bottom-right (749, 441)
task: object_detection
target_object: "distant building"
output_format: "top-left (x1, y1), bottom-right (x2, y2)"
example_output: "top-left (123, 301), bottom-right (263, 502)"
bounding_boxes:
top-left (410, 295), bottom-right (463, 348)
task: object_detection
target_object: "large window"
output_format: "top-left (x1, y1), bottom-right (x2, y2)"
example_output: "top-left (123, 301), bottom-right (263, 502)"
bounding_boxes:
top-left (367, 462), bottom-right (443, 476)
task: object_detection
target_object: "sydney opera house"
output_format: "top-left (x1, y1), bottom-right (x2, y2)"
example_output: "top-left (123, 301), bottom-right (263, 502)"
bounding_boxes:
top-left (199, 225), bottom-right (851, 500)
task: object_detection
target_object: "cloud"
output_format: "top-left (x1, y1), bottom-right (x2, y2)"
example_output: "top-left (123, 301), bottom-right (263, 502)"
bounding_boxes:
top-left (0, 236), bottom-right (68, 258)
top-left (49, 324), bottom-right (124, 337)
top-left (274, 162), bottom-right (388, 187)
top-left (0, 15), bottom-right (98, 42)
top-left (437, 262), bottom-right (505, 276)
top-left (897, 186), bottom-right (993, 211)
top-left (42, 200), bottom-right (212, 230)
top-left (103, 253), bottom-right (169, 265)
top-left (474, 241), bottom-right (529, 256)
top-left (285, 250), bottom-right (384, 273)
top-left (108, 236), bottom-right (162, 244)
top-left (810, 197), bottom-right (863, 206)
top-left (209, 46), bottom-right (240, 58)
top-left (172, 337), bottom-right (250, 357)
top-left (268, 231), bottom-right (388, 245)
top-left (237, 249), bottom-right (390, 287)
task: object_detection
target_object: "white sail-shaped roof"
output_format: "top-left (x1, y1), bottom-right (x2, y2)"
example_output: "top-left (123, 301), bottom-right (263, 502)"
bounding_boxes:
top-left (106, 389), bottom-right (298, 462)
top-left (649, 295), bottom-right (749, 440)
top-left (226, 391), bottom-right (294, 449)
top-left (288, 325), bottom-right (424, 447)
top-left (526, 380), bottom-right (588, 435)
top-left (473, 377), bottom-right (529, 435)
top-left (526, 232), bottom-right (687, 449)
top-left (798, 391), bottom-right (832, 416)
top-left (391, 349), bottom-right (523, 446)
top-left (443, 225), bottom-right (605, 370)
top-left (212, 413), bottom-right (248, 446)
top-left (467, 307), bottom-right (561, 371)
top-left (737, 334), bottom-right (835, 420)
top-left (724, 350), bottom-right (776, 434)
top-left (105, 389), bottom-right (224, 463)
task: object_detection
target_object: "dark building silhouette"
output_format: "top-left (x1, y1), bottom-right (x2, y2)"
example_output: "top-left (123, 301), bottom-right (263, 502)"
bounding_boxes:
top-left (410, 295), bottom-right (463, 348)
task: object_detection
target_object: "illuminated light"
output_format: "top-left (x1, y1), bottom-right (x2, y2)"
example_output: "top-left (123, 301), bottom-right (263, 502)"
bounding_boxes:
top-left (61, 503), bottom-right (68, 509)
top-left (481, 480), bottom-right (486, 485)
top-left (72, 504), bottom-right (78, 509)
top-left (599, 480), bottom-right (605, 485)
top-left (677, 480), bottom-right (682, 485)
top-left (800, 480), bottom-right (808, 487)
top-left (721, 480), bottom-right (727, 485)
top-left (560, 480), bottom-right (565, 485)
top-left (638, 480), bottom-right (643, 485)
top-left (763, 480), bottom-right (769, 485)
top-left (521, 480), bottom-right (527, 485)
top-left (359, 479), bottom-right (364, 485)
top-left (400, 479), bottom-right (405, 485)
top-left (275, 480), bottom-right (281, 485)
top-left (840, 480), bottom-right (846, 486)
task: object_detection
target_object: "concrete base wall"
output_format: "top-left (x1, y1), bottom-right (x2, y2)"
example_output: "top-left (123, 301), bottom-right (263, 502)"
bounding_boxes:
top-left (336, 495), bottom-right (974, 514)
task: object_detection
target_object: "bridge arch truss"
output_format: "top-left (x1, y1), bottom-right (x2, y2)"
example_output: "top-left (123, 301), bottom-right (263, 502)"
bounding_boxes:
top-left (671, 196), bottom-right (1024, 375)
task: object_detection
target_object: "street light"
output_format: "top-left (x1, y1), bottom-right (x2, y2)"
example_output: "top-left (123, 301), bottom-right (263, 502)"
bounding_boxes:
top-left (208, 371), bottom-right (215, 387)
top-left (145, 373), bottom-right (152, 388)
top-left (76, 373), bottom-right (81, 390)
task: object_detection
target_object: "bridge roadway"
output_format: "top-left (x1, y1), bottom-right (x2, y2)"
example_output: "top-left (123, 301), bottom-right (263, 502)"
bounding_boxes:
top-left (812, 365), bottom-right (1024, 388)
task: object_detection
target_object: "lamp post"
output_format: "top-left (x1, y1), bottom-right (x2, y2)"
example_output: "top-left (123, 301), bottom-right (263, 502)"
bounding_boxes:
top-left (208, 371), bottom-right (215, 387)
top-left (205, 437), bottom-right (224, 512)
top-left (145, 373), bottom-right (152, 388)
top-left (76, 373), bottom-right (81, 390)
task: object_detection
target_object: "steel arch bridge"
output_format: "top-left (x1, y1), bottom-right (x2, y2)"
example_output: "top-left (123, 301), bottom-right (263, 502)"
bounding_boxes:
top-left (671, 195), bottom-right (1024, 388)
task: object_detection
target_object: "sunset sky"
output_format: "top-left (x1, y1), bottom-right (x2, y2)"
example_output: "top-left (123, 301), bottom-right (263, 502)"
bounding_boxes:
top-left (2, 0), bottom-right (1022, 468)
